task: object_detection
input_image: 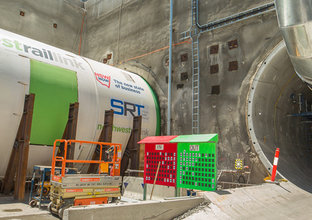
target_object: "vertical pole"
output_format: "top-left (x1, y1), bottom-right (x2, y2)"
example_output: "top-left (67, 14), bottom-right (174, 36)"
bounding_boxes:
top-left (29, 171), bottom-right (35, 203)
top-left (62, 141), bottom-right (68, 177)
top-left (175, 187), bottom-right (180, 197)
top-left (167, 0), bottom-right (173, 135)
top-left (271, 148), bottom-right (280, 182)
top-left (143, 183), bottom-right (147, 201)
top-left (299, 93), bottom-right (303, 113)
top-left (169, 0), bottom-right (180, 197)
top-left (39, 169), bottom-right (45, 209)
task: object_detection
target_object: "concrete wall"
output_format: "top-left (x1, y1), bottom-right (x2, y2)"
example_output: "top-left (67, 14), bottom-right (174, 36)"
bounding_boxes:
top-left (0, 0), bottom-right (85, 53)
top-left (83, 0), bottom-right (280, 183)
top-left (122, 176), bottom-right (177, 200)
top-left (0, 0), bottom-right (283, 183)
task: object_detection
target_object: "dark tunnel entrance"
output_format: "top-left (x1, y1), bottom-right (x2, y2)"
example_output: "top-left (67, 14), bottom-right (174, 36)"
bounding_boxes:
top-left (247, 42), bottom-right (312, 193)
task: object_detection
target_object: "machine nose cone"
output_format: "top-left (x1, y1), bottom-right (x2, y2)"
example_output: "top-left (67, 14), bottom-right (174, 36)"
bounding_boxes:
top-left (275, 0), bottom-right (312, 85)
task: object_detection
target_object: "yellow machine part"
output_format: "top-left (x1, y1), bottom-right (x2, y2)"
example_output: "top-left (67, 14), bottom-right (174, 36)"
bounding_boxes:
top-left (100, 163), bottom-right (109, 173)
top-left (38, 181), bottom-right (51, 196)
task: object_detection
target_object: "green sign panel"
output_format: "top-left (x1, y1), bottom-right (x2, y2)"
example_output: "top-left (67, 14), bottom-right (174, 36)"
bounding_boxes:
top-left (176, 142), bottom-right (217, 191)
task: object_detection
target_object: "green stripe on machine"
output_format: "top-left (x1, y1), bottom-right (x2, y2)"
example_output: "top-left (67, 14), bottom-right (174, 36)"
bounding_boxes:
top-left (29, 60), bottom-right (78, 146)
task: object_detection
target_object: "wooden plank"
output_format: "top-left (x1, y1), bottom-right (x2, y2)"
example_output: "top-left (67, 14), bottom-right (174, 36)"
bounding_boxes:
top-left (87, 110), bottom-right (114, 173)
top-left (120, 116), bottom-right (142, 176)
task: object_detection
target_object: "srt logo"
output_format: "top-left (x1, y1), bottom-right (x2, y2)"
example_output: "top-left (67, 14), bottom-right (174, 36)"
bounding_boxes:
top-left (111, 98), bottom-right (144, 116)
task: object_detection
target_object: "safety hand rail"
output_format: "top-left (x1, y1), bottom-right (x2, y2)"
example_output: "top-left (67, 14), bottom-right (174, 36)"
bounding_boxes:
top-left (51, 139), bottom-right (122, 182)
top-left (55, 156), bottom-right (64, 161)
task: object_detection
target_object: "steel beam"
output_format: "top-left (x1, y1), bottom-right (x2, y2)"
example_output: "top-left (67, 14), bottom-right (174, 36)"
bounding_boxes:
top-left (87, 109), bottom-right (114, 173)
top-left (120, 116), bottom-right (142, 176)
top-left (1, 94), bottom-right (35, 199)
top-left (56, 102), bottom-right (79, 167)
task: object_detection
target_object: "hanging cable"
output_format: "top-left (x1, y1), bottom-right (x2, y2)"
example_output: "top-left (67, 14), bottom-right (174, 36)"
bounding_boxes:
top-left (167, 0), bottom-right (173, 135)
top-left (78, 10), bottom-right (86, 55)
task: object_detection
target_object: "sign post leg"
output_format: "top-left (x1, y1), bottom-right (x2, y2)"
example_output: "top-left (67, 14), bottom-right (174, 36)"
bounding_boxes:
top-left (143, 184), bottom-right (147, 201)
top-left (175, 187), bottom-right (180, 197)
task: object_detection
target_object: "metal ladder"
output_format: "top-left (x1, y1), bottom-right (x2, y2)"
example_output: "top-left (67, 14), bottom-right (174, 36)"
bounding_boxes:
top-left (180, 1), bottom-right (201, 134)
top-left (191, 32), bottom-right (200, 134)
top-left (191, 0), bottom-right (200, 134)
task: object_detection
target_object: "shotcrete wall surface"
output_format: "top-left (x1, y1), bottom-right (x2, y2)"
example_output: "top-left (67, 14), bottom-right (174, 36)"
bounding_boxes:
top-left (84, 0), bottom-right (282, 183)
top-left (0, 0), bottom-right (85, 53)
top-left (1, 0), bottom-right (311, 191)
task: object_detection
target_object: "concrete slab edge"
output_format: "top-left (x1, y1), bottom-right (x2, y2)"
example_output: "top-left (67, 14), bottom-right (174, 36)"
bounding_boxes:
top-left (64, 197), bottom-right (204, 220)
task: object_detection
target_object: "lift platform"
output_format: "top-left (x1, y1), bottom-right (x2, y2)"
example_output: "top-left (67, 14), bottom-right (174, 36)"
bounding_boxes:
top-left (49, 139), bottom-right (122, 218)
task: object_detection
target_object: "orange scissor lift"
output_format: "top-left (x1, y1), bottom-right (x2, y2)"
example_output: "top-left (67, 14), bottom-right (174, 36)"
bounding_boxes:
top-left (49, 139), bottom-right (122, 218)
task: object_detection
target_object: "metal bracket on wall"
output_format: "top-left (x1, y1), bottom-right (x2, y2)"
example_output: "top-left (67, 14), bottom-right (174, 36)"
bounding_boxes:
top-left (87, 109), bottom-right (114, 173)
top-left (2, 94), bottom-right (35, 201)
top-left (180, 2), bottom-right (275, 40)
top-left (120, 116), bottom-right (142, 176)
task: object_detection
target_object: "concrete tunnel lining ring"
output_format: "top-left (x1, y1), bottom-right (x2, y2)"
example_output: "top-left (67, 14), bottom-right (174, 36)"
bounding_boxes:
top-left (246, 41), bottom-right (286, 180)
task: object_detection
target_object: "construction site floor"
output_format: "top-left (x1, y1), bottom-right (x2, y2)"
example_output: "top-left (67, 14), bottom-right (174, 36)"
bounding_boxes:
top-left (179, 182), bottom-right (312, 219)
top-left (0, 182), bottom-right (312, 219)
top-left (0, 196), bottom-right (57, 220)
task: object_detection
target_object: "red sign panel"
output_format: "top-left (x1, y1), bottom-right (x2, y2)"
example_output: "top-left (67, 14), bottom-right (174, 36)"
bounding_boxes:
top-left (144, 143), bottom-right (177, 187)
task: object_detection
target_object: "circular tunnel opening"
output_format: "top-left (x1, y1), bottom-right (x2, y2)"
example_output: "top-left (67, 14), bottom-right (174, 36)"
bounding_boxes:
top-left (248, 41), bottom-right (312, 193)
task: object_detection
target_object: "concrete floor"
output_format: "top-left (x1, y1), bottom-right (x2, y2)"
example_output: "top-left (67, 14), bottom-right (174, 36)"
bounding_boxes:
top-left (181, 182), bottom-right (312, 219)
top-left (1, 182), bottom-right (311, 219)
top-left (0, 214), bottom-right (56, 220)
top-left (0, 200), bottom-right (56, 220)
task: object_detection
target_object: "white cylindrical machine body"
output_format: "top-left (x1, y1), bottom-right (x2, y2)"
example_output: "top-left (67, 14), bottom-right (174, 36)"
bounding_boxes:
top-left (0, 28), bottom-right (160, 176)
